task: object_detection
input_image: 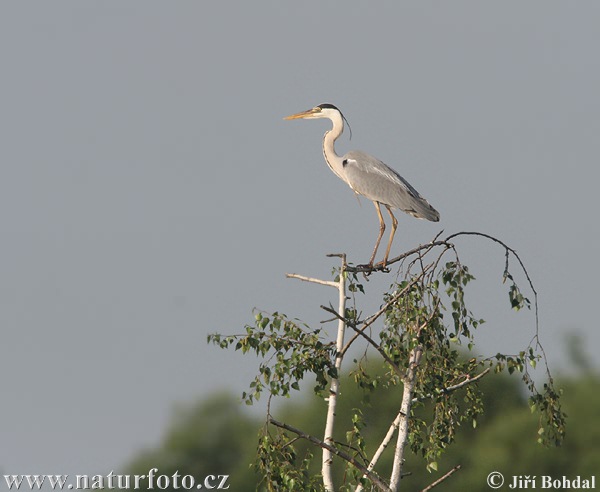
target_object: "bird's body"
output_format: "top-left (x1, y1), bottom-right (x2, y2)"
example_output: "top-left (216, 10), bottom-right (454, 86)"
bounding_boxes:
top-left (341, 150), bottom-right (440, 221)
top-left (285, 103), bottom-right (439, 267)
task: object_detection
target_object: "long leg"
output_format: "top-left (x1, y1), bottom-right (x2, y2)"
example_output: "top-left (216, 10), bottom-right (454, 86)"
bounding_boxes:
top-left (382, 205), bottom-right (398, 267)
top-left (368, 201), bottom-right (386, 267)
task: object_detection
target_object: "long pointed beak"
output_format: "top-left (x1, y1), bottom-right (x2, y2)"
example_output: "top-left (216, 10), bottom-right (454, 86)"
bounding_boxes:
top-left (284, 108), bottom-right (317, 120)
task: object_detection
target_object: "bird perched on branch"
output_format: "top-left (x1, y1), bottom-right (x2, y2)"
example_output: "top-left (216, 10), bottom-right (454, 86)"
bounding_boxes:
top-left (285, 103), bottom-right (439, 268)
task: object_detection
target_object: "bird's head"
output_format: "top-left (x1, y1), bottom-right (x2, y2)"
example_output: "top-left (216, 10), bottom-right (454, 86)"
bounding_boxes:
top-left (284, 103), bottom-right (341, 121)
top-left (284, 103), bottom-right (352, 138)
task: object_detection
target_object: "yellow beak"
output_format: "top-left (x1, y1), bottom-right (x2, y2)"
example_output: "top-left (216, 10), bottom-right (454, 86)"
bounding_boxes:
top-left (283, 108), bottom-right (318, 120)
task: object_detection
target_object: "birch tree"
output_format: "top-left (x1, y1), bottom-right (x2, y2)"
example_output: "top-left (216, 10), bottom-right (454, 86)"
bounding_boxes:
top-left (208, 232), bottom-right (566, 491)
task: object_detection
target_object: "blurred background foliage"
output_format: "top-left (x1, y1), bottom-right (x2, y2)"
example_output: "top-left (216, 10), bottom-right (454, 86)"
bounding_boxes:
top-left (123, 336), bottom-right (598, 490)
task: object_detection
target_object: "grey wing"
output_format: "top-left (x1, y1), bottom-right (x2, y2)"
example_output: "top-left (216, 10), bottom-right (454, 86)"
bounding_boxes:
top-left (342, 150), bottom-right (440, 222)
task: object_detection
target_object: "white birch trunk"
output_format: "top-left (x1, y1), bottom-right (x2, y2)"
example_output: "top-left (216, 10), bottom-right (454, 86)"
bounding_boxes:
top-left (322, 257), bottom-right (347, 491)
top-left (389, 345), bottom-right (422, 490)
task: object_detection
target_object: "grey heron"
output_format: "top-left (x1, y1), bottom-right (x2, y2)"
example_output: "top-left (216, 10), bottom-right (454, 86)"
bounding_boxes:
top-left (285, 103), bottom-right (440, 268)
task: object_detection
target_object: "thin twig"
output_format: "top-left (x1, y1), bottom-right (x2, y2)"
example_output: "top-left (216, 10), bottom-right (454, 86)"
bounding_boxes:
top-left (443, 231), bottom-right (549, 381)
top-left (412, 368), bottom-right (491, 403)
top-left (420, 464), bottom-right (462, 491)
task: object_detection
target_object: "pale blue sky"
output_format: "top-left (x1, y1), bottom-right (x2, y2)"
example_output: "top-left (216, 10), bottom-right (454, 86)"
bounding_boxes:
top-left (1, 2), bottom-right (598, 476)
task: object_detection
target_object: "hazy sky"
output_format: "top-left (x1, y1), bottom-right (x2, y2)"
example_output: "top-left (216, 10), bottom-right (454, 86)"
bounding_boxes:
top-left (1, 2), bottom-right (598, 477)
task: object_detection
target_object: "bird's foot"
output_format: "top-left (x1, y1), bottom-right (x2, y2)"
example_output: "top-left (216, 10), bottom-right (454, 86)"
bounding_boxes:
top-left (357, 262), bottom-right (373, 270)
top-left (357, 261), bottom-right (390, 280)
top-left (356, 262), bottom-right (375, 281)
top-left (375, 262), bottom-right (391, 274)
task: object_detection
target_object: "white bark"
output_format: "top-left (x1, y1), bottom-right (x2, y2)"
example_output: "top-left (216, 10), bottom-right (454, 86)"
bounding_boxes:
top-left (285, 273), bottom-right (338, 288)
top-left (321, 257), bottom-right (347, 491)
top-left (389, 345), bottom-right (423, 491)
top-left (355, 411), bottom-right (402, 492)
top-left (286, 258), bottom-right (348, 491)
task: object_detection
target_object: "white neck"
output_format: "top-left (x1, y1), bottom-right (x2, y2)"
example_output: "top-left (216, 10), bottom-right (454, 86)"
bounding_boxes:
top-left (322, 111), bottom-right (346, 181)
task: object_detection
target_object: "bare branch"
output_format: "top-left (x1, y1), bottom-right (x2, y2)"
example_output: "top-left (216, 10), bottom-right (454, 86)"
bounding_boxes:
top-left (268, 417), bottom-right (391, 492)
top-left (420, 464), bottom-right (462, 491)
top-left (347, 240), bottom-right (449, 273)
top-left (286, 272), bottom-right (337, 288)
top-left (444, 231), bottom-right (537, 297)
